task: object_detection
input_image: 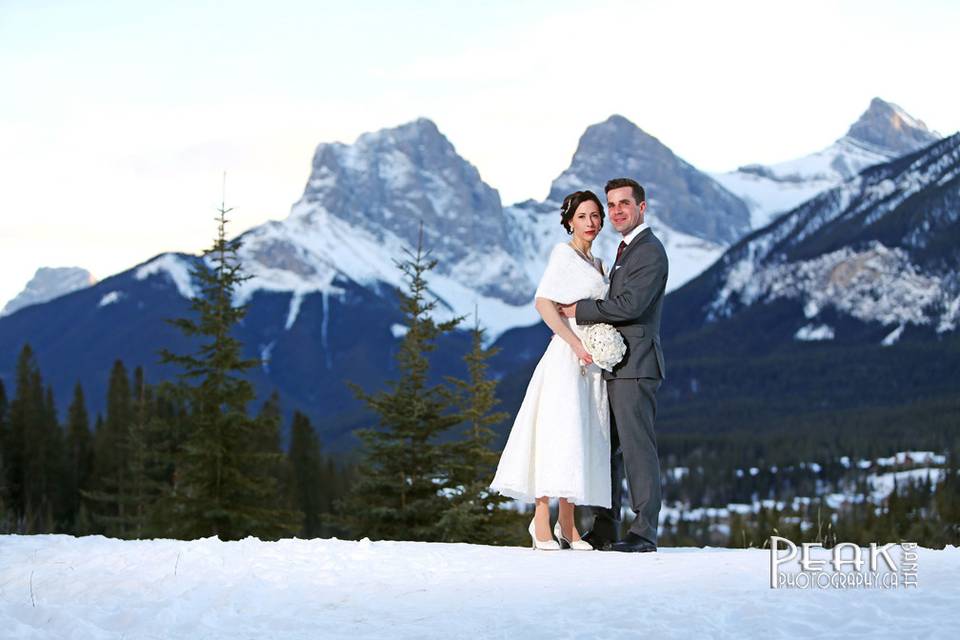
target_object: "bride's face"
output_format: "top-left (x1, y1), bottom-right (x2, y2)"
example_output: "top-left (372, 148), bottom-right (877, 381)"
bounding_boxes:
top-left (571, 200), bottom-right (602, 244)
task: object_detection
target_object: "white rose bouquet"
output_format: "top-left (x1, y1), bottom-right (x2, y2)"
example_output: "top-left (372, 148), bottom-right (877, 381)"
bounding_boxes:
top-left (580, 323), bottom-right (627, 373)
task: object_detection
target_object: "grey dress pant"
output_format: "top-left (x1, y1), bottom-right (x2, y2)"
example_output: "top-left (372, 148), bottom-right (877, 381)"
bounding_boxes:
top-left (591, 376), bottom-right (662, 544)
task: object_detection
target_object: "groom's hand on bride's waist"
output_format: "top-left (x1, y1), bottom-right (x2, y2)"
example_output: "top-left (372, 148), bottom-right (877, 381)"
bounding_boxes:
top-left (557, 302), bottom-right (577, 318)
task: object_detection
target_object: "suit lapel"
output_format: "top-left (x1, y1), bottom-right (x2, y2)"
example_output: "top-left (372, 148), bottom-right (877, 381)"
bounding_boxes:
top-left (614, 228), bottom-right (652, 266)
top-left (609, 228), bottom-right (651, 291)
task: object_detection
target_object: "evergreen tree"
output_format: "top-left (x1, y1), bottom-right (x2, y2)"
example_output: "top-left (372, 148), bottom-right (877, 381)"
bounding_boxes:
top-left (133, 379), bottom-right (190, 538)
top-left (0, 378), bottom-right (9, 530)
top-left (42, 384), bottom-right (67, 531)
top-left (7, 344), bottom-right (62, 532)
top-left (158, 192), bottom-right (300, 540)
top-left (256, 390), bottom-right (303, 536)
top-left (124, 366), bottom-right (176, 538)
top-left (126, 366), bottom-right (153, 537)
top-left (84, 360), bottom-right (135, 537)
top-left (65, 382), bottom-right (94, 532)
top-left (5, 345), bottom-right (33, 531)
top-left (339, 224), bottom-right (463, 541)
top-left (289, 411), bottom-right (325, 537)
top-left (438, 312), bottom-right (520, 544)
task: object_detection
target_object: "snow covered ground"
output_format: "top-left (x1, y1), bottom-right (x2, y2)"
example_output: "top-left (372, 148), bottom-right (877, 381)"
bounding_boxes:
top-left (1, 534), bottom-right (957, 639)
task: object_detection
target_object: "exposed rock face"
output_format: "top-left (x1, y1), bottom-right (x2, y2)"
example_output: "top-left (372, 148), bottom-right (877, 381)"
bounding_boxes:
top-left (548, 115), bottom-right (752, 244)
top-left (845, 97), bottom-right (940, 158)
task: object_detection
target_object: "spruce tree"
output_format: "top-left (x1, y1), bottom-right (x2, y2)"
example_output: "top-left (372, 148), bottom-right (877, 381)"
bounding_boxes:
top-left (0, 379), bottom-right (9, 530)
top-left (42, 384), bottom-right (67, 531)
top-left (126, 367), bottom-right (153, 537)
top-left (438, 312), bottom-right (520, 545)
top-left (65, 383), bottom-right (93, 534)
top-left (5, 345), bottom-right (33, 531)
top-left (339, 224), bottom-right (463, 541)
top-left (7, 344), bottom-right (61, 532)
top-left (158, 192), bottom-right (300, 540)
top-left (255, 390), bottom-right (303, 538)
top-left (123, 366), bottom-right (176, 538)
top-left (289, 411), bottom-right (325, 537)
top-left (143, 379), bottom-right (191, 537)
top-left (84, 360), bottom-right (135, 537)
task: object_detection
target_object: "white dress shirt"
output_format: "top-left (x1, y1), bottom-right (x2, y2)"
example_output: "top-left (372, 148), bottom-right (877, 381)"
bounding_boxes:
top-left (621, 220), bottom-right (649, 245)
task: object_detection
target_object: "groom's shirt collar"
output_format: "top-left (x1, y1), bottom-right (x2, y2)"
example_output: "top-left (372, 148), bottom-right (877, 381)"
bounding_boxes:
top-left (621, 221), bottom-right (649, 245)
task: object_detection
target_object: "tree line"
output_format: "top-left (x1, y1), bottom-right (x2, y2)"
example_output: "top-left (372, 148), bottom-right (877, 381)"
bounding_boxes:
top-left (0, 201), bottom-right (526, 544)
top-left (654, 431), bottom-right (960, 549)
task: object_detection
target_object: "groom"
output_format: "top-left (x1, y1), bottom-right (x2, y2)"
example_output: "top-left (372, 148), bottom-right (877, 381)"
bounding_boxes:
top-left (558, 177), bottom-right (668, 553)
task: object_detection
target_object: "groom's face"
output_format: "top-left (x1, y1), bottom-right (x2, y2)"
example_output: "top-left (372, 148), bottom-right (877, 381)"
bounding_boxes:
top-left (606, 186), bottom-right (646, 235)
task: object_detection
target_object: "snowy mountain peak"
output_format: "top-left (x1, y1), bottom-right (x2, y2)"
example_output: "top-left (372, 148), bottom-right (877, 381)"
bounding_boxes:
top-left (231, 117), bottom-right (536, 336)
top-left (844, 98), bottom-right (940, 157)
top-left (547, 115), bottom-right (751, 244)
top-left (1, 266), bottom-right (96, 317)
top-left (295, 118), bottom-right (504, 240)
top-left (548, 114), bottom-right (668, 203)
top-left (714, 98), bottom-right (944, 229)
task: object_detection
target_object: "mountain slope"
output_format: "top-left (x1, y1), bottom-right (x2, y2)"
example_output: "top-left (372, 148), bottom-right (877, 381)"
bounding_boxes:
top-left (670, 133), bottom-right (960, 344)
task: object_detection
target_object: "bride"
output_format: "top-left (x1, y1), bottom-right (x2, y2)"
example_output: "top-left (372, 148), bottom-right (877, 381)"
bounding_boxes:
top-left (490, 190), bottom-right (611, 551)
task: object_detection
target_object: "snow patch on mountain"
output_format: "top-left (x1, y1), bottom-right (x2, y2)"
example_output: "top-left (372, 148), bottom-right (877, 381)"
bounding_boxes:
top-left (234, 206), bottom-right (539, 341)
top-left (134, 254), bottom-right (198, 299)
top-left (794, 324), bottom-right (834, 341)
top-left (881, 324), bottom-right (905, 346)
top-left (711, 242), bottom-right (948, 331)
top-left (259, 340), bottom-right (275, 373)
top-left (98, 291), bottom-right (123, 307)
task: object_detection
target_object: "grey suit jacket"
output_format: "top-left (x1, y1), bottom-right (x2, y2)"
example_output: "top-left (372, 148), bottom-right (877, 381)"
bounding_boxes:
top-left (575, 227), bottom-right (668, 380)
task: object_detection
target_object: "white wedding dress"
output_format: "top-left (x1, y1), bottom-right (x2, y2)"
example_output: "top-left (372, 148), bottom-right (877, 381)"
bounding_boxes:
top-left (490, 243), bottom-right (612, 508)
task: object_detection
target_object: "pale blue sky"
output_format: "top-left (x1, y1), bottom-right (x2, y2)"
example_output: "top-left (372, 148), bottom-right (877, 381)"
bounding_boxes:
top-left (1, 0), bottom-right (957, 307)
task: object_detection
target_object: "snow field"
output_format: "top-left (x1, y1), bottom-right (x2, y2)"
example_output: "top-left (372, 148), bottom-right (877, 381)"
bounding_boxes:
top-left (1, 534), bottom-right (957, 639)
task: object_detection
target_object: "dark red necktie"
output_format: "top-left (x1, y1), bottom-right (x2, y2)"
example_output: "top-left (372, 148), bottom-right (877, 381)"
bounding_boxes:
top-left (616, 241), bottom-right (627, 263)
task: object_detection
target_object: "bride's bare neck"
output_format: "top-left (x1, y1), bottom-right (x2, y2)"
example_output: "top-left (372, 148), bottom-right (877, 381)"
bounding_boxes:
top-left (569, 237), bottom-right (593, 257)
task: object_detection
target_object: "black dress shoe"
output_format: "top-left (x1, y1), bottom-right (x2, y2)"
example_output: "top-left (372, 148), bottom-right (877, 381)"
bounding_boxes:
top-left (610, 532), bottom-right (657, 553)
top-left (581, 529), bottom-right (614, 551)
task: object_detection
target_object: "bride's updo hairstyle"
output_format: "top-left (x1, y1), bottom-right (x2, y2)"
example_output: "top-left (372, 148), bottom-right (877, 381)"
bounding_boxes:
top-left (560, 190), bottom-right (605, 235)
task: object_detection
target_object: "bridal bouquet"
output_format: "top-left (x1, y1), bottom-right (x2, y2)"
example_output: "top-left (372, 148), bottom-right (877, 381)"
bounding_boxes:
top-left (581, 323), bottom-right (627, 372)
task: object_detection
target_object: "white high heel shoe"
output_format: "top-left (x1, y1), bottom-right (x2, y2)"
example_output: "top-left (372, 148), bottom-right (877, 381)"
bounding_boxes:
top-left (528, 519), bottom-right (561, 551)
top-left (554, 521), bottom-right (594, 551)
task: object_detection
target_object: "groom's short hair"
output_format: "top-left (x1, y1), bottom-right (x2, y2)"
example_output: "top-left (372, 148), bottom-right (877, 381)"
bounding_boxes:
top-left (605, 178), bottom-right (645, 204)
